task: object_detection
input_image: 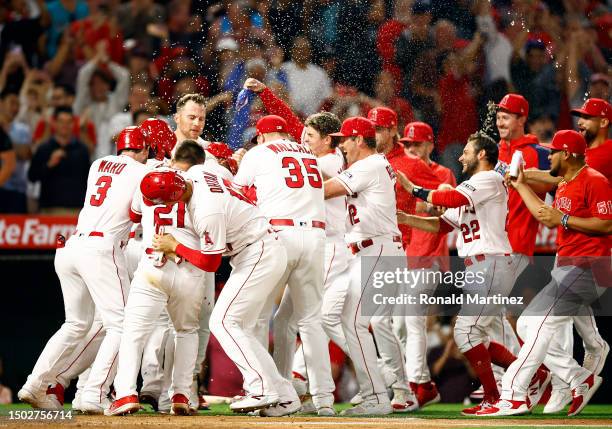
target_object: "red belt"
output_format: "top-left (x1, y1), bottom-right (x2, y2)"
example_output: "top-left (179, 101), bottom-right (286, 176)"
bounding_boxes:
top-left (349, 236), bottom-right (401, 255)
top-left (270, 219), bottom-right (326, 230)
top-left (464, 253), bottom-right (510, 267)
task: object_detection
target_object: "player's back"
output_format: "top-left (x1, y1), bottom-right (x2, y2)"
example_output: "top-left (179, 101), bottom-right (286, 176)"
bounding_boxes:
top-left (233, 139), bottom-right (325, 221)
top-left (76, 155), bottom-right (148, 242)
top-left (189, 168), bottom-right (270, 256)
top-left (319, 148), bottom-right (346, 239)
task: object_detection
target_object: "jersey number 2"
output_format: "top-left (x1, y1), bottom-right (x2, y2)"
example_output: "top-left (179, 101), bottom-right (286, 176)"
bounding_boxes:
top-left (282, 157), bottom-right (322, 189)
top-left (154, 203), bottom-right (186, 230)
top-left (89, 176), bottom-right (112, 207)
top-left (460, 220), bottom-right (480, 243)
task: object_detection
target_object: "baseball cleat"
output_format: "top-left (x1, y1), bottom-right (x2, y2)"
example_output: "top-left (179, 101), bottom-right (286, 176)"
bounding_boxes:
top-left (414, 381), bottom-right (441, 408)
top-left (317, 406), bottom-right (336, 416)
top-left (391, 388), bottom-right (419, 412)
top-left (79, 397), bottom-right (111, 414)
top-left (568, 374), bottom-right (602, 416)
top-left (543, 387), bottom-right (572, 414)
top-left (229, 394), bottom-right (279, 413)
top-left (291, 373), bottom-right (308, 398)
top-left (46, 384), bottom-right (65, 407)
top-left (171, 394), bottom-right (194, 416)
top-left (340, 399), bottom-right (393, 416)
top-left (527, 367), bottom-right (552, 411)
top-left (298, 397), bottom-right (316, 414)
top-left (461, 397), bottom-right (496, 415)
top-left (198, 394), bottom-right (210, 410)
top-left (18, 387), bottom-right (63, 410)
top-left (583, 341), bottom-right (609, 376)
top-left (475, 399), bottom-right (530, 416)
top-left (259, 398), bottom-right (301, 417)
top-left (349, 392), bottom-right (363, 406)
top-left (138, 393), bottom-right (158, 411)
top-left (105, 395), bottom-right (141, 416)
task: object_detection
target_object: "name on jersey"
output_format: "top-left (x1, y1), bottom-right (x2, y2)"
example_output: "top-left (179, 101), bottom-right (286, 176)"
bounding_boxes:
top-left (266, 142), bottom-right (314, 155)
top-left (98, 160), bottom-right (127, 175)
top-left (202, 172), bottom-right (223, 193)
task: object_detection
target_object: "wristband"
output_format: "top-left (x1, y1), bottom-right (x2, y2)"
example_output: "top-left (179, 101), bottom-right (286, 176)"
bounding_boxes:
top-left (412, 186), bottom-right (432, 202)
top-left (561, 214), bottom-right (570, 230)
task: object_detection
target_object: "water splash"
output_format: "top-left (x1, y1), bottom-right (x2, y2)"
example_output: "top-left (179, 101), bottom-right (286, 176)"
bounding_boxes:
top-left (481, 100), bottom-right (498, 140)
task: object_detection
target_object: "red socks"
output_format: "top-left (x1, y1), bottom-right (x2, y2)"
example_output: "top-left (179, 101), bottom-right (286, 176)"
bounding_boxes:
top-left (488, 341), bottom-right (517, 369)
top-left (463, 343), bottom-right (499, 400)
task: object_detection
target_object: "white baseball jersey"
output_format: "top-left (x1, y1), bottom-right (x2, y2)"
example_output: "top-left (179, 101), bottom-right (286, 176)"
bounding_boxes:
top-left (187, 169), bottom-right (270, 256)
top-left (440, 170), bottom-right (512, 257)
top-left (233, 138), bottom-right (325, 222)
top-left (319, 148), bottom-right (346, 239)
top-left (130, 170), bottom-right (201, 265)
top-left (76, 154), bottom-right (148, 241)
top-left (333, 153), bottom-right (401, 243)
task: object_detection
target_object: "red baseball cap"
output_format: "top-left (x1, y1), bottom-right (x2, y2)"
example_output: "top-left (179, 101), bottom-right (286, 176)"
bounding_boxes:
top-left (399, 122), bottom-right (434, 143)
top-left (367, 106), bottom-right (398, 128)
top-left (570, 98), bottom-right (612, 121)
top-left (329, 117), bottom-right (376, 139)
top-left (255, 115), bottom-right (288, 135)
top-left (540, 129), bottom-right (587, 155)
top-left (497, 93), bottom-right (529, 117)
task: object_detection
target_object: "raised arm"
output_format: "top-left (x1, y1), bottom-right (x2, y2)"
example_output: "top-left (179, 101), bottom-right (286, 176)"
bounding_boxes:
top-left (245, 78), bottom-right (305, 142)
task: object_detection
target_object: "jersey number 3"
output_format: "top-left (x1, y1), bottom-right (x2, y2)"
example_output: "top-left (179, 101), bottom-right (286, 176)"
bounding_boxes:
top-left (282, 157), bottom-right (322, 189)
top-left (89, 175), bottom-right (112, 207)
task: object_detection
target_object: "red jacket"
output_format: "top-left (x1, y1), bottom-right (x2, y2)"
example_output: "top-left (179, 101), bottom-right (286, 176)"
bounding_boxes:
top-left (386, 143), bottom-right (442, 248)
top-left (498, 134), bottom-right (550, 256)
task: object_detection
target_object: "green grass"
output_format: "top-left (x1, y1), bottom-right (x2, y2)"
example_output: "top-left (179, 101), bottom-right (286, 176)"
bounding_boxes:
top-left (1, 402), bottom-right (612, 420)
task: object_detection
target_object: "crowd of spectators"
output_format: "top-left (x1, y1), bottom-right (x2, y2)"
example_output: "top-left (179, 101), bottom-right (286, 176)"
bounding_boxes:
top-left (0, 0), bottom-right (609, 214)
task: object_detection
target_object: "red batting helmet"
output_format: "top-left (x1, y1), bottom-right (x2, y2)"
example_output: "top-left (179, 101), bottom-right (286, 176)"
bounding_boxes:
top-left (139, 118), bottom-right (177, 160)
top-left (140, 170), bottom-right (187, 205)
top-left (207, 142), bottom-right (234, 159)
top-left (116, 126), bottom-right (146, 154)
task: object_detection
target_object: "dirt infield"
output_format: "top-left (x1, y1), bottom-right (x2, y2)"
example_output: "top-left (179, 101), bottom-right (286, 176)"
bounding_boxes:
top-left (2, 414), bottom-right (612, 429)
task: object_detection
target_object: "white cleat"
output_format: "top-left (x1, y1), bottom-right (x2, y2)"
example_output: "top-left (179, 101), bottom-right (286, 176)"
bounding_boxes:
top-left (475, 399), bottom-right (530, 416)
top-left (583, 342), bottom-right (609, 376)
top-left (391, 388), bottom-right (419, 412)
top-left (298, 397), bottom-right (316, 414)
top-left (317, 406), bottom-right (336, 416)
top-left (349, 392), bottom-right (363, 406)
top-left (79, 398), bottom-right (111, 415)
top-left (259, 398), bottom-right (301, 417)
top-left (543, 388), bottom-right (572, 414)
top-left (340, 399), bottom-right (393, 416)
top-left (18, 387), bottom-right (63, 410)
top-left (229, 394), bottom-right (279, 413)
top-left (291, 377), bottom-right (308, 398)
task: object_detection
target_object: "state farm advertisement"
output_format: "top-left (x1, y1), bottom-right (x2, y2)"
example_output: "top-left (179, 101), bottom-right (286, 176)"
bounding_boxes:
top-left (0, 215), bottom-right (77, 249)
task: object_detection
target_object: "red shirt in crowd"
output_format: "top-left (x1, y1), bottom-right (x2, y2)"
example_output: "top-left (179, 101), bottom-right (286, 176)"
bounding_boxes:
top-left (407, 161), bottom-right (457, 271)
top-left (33, 116), bottom-right (96, 146)
top-left (499, 134), bottom-right (549, 256)
top-left (70, 19), bottom-right (124, 64)
top-left (437, 73), bottom-right (478, 153)
top-left (386, 143), bottom-right (441, 248)
top-left (586, 139), bottom-right (612, 182)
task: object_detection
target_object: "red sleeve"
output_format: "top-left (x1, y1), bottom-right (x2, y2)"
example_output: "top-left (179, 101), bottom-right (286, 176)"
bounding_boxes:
top-left (176, 244), bottom-right (222, 272)
top-left (410, 158), bottom-right (442, 189)
top-left (259, 87), bottom-right (305, 142)
top-left (431, 189), bottom-right (470, 208)
top-left (129, 207), bottom-right (142, 223)
top-left (439, 217), bottom-right (455, 233)
top-left (587, 177), bottom-right (612, 219)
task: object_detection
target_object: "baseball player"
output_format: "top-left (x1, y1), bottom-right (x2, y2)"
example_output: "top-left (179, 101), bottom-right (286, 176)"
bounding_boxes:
top-left (522, 98), bottom-right (612, 410)
top-left (396, 121), bottom-right (456, 408)
top-left (18, 126), bottom-right (150, 413)
top-left (321, 116), bottom-right (403, 415)
top-left (233, 114), bottom-right (335, 416)
top-left (243, 78), bottom-right (350, 411)
top-left (482, 130), bottom-right (612, 416)
top-left (106, 141), bottom-right (210, 416)
top-left (133, 166), bottom-right (298, 416)
top-left (366, 106), bottom-right (442, 411)
top-left (396, 132), bottom-right (539, 416)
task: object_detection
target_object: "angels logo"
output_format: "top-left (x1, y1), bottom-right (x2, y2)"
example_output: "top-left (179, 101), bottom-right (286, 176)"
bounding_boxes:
top-left (408, 126), bottom-right (415, 139)
top-left (370, 109), bottom-right (378, 122)
top-left (555, 197), bottom-right (572, 212)
top-left (501, 94), bottom-right (511, 105)
top-left (203, 231), bottom-right (214, 245)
